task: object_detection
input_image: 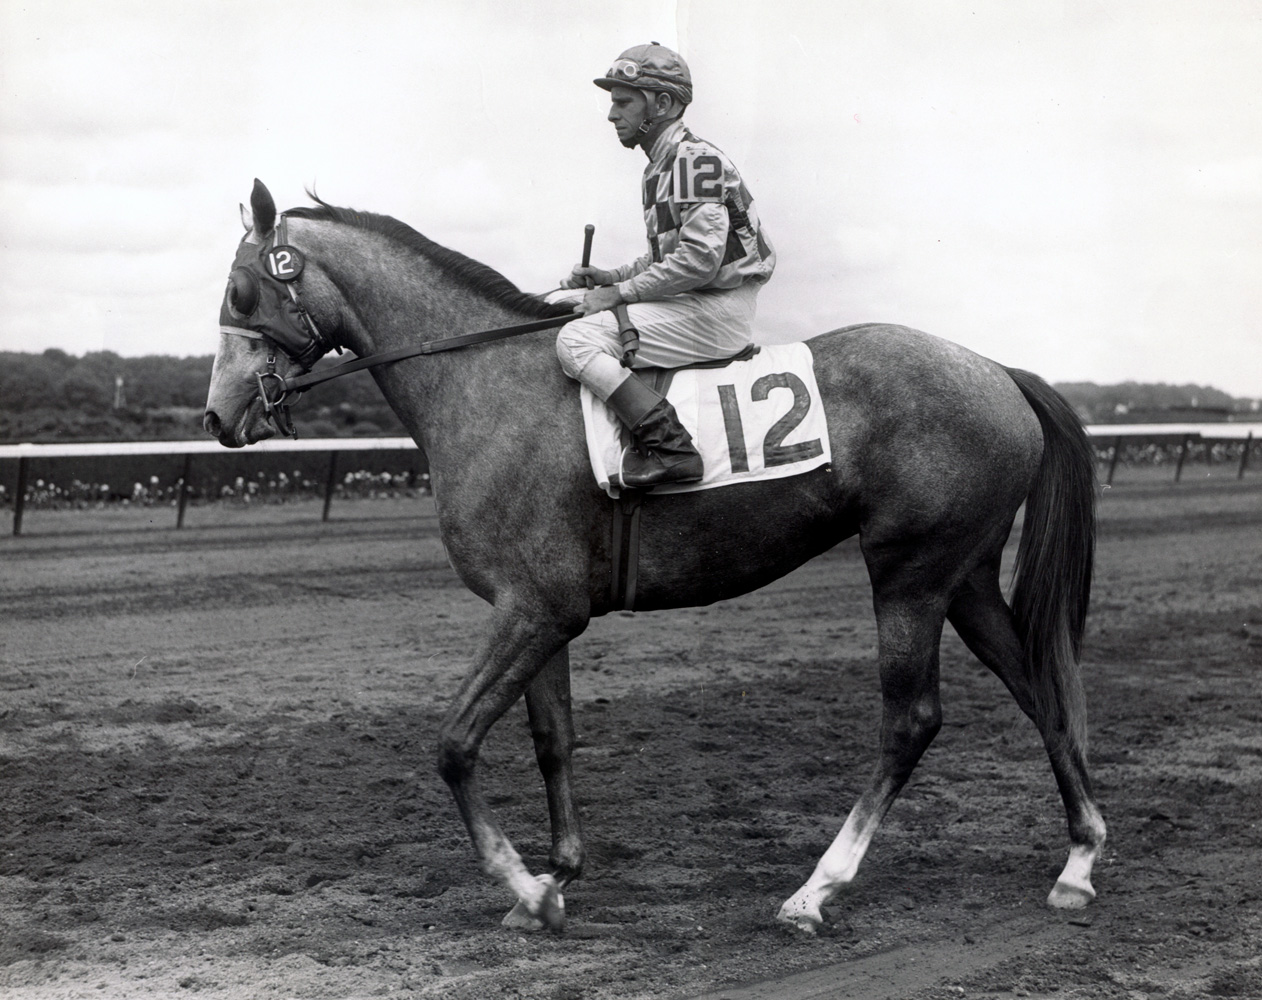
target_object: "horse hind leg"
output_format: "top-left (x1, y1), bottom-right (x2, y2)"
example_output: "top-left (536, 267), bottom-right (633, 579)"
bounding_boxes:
top-left (778, 591), bottom-right (946, 934)
top-left (502, 645), bottom-right (585, 930)
top-left (947, 562), bottom-right (1106, 908)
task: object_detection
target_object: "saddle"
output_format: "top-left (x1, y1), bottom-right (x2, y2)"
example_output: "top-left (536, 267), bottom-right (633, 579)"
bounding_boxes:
top-left (636, 343), bottom-right (760, 394)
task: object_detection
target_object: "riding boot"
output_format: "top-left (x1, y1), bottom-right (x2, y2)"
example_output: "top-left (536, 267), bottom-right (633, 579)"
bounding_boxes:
top-left (604, 374), bottom-right (704, 488)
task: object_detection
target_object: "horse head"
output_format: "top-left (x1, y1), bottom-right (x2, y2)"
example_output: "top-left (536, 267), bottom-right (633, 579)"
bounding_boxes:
top-left (204, 179), bottom-right (338, 446)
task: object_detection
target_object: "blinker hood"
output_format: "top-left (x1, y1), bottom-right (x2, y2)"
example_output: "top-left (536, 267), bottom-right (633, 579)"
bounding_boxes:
top-left (220, 233), bottom-right (325, 369)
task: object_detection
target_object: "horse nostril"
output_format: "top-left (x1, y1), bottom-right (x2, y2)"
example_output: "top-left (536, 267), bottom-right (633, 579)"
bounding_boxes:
top-left (204, 411), bottom-right (221, 436)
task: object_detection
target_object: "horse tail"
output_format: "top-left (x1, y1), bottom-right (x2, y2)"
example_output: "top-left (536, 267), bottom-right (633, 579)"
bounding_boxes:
top-left (1004, 367), bottom-right (1097, 758)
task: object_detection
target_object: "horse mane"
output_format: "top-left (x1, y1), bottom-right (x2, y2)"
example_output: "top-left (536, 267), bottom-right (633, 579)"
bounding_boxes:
top-left (287, 195), bottom-right (574, 321)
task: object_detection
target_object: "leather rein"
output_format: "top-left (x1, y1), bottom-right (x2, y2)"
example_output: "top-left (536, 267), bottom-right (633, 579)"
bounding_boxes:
top-left (220, 213), bottom-right (579, 438)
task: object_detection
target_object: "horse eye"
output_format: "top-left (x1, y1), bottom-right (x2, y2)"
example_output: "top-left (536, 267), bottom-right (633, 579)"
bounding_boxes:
top-left (227, 268), bottom-right (259, 316)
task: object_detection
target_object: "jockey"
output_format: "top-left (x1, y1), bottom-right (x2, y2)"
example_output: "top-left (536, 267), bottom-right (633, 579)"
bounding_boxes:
top-left (556, 42), bottom-right (776, 489)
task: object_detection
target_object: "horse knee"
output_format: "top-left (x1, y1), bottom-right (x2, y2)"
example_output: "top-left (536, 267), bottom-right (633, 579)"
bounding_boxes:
top-left (906, 698), bottom-right (942, 749)
top-left (884, 695), bottom-right (941, 763)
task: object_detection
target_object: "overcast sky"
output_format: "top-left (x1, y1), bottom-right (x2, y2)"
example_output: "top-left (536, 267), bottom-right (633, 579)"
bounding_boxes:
top-left (2, 1), bottom-right (1259, 396)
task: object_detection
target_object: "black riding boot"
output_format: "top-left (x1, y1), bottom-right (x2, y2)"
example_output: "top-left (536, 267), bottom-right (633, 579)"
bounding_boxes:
top-left (605, 374), bottom-right (704, 489)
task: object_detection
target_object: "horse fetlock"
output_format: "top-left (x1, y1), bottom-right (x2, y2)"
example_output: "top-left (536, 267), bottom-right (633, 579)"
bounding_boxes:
top-left (1073, 809), bottom-right (1108, 850)
top-left (550, 841), bottom-right (585, 885)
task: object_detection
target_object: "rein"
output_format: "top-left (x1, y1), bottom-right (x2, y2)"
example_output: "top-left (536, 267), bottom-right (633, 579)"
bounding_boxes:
top-left (245, 312), bottom-right (579, 438)
top-left (278, 312), bottom-right (580, 396)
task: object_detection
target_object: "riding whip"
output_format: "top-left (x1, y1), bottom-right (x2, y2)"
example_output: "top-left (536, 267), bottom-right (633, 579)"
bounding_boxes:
top-left (581, 224), bottom-right (640, 367)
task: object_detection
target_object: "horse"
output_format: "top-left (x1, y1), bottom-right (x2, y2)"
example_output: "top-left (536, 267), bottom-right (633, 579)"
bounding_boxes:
top-left (204, 179), bottom-right (1106, 934)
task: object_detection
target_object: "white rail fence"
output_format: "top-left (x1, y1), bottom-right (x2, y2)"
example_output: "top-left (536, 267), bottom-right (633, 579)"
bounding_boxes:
top-left (1087, 422), bottom-right (1259, 485)
top-left (0, 437), bottom-right (421, 536)
top-left (1, 425), bottom-right (1259, 536)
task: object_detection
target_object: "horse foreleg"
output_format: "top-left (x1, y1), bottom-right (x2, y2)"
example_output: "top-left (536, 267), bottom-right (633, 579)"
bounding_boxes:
top-left (502, 645), bottom-right (585, 931)
top-left (947, 569), bottom-right (1106, 908)
top-left (437, 609), bottom-right (579, 932)
top-left (778, 594), bottom-right (945, 934)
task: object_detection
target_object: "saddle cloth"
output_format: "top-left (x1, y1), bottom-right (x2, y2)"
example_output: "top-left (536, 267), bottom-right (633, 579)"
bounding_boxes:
top-left (581, 341), bottom-right (831, 497)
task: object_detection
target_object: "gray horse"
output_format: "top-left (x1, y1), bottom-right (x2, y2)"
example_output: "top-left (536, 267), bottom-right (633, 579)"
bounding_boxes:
top-left (205, 180), bottom-right (1106, 933)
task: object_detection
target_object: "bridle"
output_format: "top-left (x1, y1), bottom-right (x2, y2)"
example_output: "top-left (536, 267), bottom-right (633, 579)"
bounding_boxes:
top-left (220, 213), bottom-right (339, 437)
top-left (219, 213), bottom-right (580, 439)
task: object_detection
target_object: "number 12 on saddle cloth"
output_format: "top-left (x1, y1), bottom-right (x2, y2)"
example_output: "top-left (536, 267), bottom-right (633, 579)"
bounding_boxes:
top-left (581, 342), bottom-right (832, 498)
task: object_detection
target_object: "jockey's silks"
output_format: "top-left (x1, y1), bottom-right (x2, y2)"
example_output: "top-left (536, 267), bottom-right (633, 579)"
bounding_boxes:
top-left (610, 120), bottom-right (775, 304)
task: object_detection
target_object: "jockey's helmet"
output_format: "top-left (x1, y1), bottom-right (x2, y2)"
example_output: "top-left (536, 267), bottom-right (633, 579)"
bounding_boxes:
top-left (594, 43), bottom-right (693, 106)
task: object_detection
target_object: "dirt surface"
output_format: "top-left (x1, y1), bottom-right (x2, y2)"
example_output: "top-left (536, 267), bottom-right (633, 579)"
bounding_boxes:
top-left (1, 475), bottom-right (1260, 1000)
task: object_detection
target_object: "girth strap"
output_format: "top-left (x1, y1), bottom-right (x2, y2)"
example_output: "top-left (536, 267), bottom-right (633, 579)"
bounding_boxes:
top-left (610, 493), bottom-right (643, 611)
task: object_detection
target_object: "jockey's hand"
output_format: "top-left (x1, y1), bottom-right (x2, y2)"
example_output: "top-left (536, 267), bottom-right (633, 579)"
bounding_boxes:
top-left (562, 264), bottom-right (617, 289)
top-left (578, 284), bottom-right (625, 316)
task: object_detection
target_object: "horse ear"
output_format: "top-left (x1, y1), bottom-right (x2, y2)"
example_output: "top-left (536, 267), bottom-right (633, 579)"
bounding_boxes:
top-left (239, 203), bottom-right (252, 232)
top-left (249, 178), bottom-right (276, 238)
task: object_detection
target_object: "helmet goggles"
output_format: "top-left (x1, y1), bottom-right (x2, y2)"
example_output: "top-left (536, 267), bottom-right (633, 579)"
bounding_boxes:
top-left (593, 43), bottom-right (693, 104)
top-left (605, 58), bottom-right (646, 82)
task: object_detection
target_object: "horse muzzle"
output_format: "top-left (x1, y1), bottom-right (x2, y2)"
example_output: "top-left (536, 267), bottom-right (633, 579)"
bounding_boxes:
top-left (203, 396), bottom-right (277, 448)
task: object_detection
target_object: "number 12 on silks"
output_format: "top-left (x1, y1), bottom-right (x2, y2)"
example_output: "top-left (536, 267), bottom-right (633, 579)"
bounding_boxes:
top-left (673, 150), bottom-right (724, 202)
top-left (717, 373), bottom-right (824, 472)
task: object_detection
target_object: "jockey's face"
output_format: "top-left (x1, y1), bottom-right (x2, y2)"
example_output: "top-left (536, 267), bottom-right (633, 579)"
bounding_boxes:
top-left (607, 85), bottom-right (651, 148)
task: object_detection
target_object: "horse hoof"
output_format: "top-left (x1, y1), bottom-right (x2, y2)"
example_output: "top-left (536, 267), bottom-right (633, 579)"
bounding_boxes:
top-left (776, 896), bottom-right (822, 936)
top-left (501, 900), bottom-right (546, 931)
top-left (536, 873), bottom-right (566, 932)
top-left (502, 874), bottom-right (566, 932)
top-left (1047, 879), bottom-right (1095, 909)
top-left (776, 912), bottom-right (820, 936)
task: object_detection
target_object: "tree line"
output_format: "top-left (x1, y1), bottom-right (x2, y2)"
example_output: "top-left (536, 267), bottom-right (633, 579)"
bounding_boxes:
top-left (0, 348), bottom-right (1256, 443)
top-left (0, 349), bottom-right (404, 442)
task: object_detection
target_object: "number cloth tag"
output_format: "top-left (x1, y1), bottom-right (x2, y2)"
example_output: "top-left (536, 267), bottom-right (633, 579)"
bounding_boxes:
top-left (671, 146), bottom-right (725, 204)
top-left (265, 245), bottom-right (304, 282)
top-left (580, 342), bottom-right (831, 497)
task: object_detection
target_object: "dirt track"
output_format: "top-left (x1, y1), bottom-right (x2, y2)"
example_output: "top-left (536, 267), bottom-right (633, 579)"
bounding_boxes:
top-left (1, 476), bottom-right (1260, 999)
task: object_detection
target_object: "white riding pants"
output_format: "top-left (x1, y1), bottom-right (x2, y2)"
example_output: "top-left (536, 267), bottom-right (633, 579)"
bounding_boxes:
top-left (554, 283), bottom-right (759, 400)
